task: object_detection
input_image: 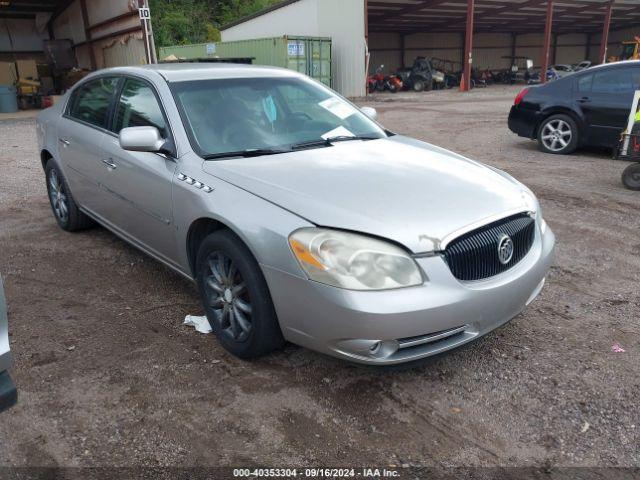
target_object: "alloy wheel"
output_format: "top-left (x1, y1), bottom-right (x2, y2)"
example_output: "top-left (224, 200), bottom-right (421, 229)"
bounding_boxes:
top-left (205, 252), bottom-right (253, 342)
top-left (541, 119), bottom-right (572, 152)
top-left (48, 170), bottom-right (69, 224)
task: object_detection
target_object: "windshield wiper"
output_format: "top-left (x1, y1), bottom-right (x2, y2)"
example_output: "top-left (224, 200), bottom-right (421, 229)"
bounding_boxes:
top-left (203, 148), bottom-right (290, 160)
top-left (292, 135), bottom-right (380, 151)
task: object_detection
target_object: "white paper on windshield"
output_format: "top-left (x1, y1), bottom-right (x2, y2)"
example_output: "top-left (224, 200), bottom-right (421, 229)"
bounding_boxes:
top-left (319, 97), bottom-right (358, 120)
top-left (321, 126), bottom-right (355, 140)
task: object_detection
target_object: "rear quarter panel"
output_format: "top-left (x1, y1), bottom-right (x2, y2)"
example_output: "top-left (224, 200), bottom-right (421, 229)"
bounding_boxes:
top-left (36, 97), bottom-right (67, 166)
top-left (529, 77), bottom-right (587, 140)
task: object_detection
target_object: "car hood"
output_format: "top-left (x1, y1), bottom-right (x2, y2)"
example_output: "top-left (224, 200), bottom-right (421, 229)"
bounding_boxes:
top-left (202, 136), bottom-right (532, 253)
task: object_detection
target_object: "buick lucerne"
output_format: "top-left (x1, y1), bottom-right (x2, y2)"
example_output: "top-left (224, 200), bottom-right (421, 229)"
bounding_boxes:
top-left (37, 64), bottom-right (555, 365)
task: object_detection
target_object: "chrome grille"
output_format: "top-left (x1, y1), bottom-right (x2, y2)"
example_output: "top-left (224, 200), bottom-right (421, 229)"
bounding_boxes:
top-left (443, 213), bottom-right (536, 281)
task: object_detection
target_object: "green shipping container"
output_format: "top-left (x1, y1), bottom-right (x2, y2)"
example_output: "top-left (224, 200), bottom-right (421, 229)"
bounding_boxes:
top-left (159, 36), bottom-right (332, 87)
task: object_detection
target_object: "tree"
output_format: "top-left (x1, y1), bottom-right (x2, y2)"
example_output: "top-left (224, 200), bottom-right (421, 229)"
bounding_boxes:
top-left (150, 0), bottom-right (282, 47)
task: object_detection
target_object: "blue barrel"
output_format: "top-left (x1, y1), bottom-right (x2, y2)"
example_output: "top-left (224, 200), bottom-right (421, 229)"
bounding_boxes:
top-left (0, 85), bottom-right (18, 113)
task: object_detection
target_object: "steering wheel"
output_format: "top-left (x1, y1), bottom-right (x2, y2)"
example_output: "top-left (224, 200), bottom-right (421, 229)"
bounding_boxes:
top-left (221, 119), bottom-right (264, 149)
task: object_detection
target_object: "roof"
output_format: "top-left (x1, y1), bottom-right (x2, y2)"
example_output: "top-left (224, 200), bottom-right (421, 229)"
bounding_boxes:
top-left (221, 0), bottom-right (302, 31)
top-left (368, 0), bottom-right (640, 34)
top-left (219, 0), bottom-right (640, 36)
top-left (0, 0), bottom-right (64, 19)
top-left (101, 63), bottom-right (303, 82)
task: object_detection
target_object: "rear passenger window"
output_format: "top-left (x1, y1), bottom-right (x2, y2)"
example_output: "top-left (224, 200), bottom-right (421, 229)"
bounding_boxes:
top-left (592, 68), bottom-right (633, 94)
top-left (68, 77), bottom-right (119, 128)
top-left (577, 74), bottom-right (592, 93)
top-left (113, 78), bottom-right (167, 136)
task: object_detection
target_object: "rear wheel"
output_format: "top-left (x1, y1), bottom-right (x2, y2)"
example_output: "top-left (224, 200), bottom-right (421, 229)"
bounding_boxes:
top-left (622, 163), bottom-right (640, 191)
top-left (45, 161), bottom-right (93, 231)
top-left (196, 230), bottom-right (285, 359)
top-left (537, 114), bottom-right (578, 155)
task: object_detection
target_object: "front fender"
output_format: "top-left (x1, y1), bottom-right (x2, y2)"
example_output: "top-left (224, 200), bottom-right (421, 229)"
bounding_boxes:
top-left (172, 160), bottom-right (313, 280)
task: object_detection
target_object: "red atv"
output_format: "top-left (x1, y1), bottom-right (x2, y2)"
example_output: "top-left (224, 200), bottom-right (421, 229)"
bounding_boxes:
top-left (368, 65), bottom-right (402, 93)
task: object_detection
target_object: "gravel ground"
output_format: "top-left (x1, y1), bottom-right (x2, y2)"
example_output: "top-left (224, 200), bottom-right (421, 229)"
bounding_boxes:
top-left (0, 86), bottom-right (638, 469)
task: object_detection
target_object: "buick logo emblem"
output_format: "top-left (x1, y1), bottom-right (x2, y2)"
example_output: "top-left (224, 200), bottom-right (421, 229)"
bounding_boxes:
top-left (497, 234), bottom-right (514, 265)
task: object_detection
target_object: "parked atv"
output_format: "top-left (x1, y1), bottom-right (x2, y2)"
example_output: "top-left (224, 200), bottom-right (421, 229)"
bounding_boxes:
top-left (618, 133), bottom-right (640, 191)
top-left (368, 66), bottom-right (386, 93)
top-left (397, 57), bottom-right (435, 92)
top-left (368, 65), bottom-right (403, 93)
top-left (622, 163), bottom-right (640, 190)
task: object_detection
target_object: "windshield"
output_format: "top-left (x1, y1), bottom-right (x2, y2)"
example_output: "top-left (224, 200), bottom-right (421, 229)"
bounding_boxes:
top-left (170, 76), bottom-right (387, 158)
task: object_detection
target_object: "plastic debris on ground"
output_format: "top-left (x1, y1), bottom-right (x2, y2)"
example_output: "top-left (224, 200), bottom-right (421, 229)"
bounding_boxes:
top-left (184, 315), bottom-right (212, 334)
top-left (611, 343), bottom-right (626, 353)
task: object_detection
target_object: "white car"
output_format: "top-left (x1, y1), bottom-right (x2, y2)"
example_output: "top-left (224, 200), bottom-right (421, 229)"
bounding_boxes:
top-left (550, 64), bottom-right (575, 77)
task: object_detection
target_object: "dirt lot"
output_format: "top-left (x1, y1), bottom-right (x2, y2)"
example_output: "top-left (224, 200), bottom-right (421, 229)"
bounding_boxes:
top-left (0, 86), bottom-right (638, 469)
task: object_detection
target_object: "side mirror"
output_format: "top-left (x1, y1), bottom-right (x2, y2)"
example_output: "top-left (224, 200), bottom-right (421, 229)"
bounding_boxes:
top-left (119, 126), bottom-right (165, 153)
top-left (361, 106), bottom-right (378, 121)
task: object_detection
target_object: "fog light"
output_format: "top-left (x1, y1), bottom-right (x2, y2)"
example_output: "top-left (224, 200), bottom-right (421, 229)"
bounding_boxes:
top-left (334, 339), bottom-right (399, 360)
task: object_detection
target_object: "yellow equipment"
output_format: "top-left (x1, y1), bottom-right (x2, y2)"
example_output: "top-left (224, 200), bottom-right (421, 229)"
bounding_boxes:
top-left (609, 36), bottom-right (640, 62)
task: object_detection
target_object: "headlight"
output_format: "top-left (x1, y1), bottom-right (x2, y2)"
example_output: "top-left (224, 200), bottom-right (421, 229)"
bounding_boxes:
top-left (289, 228), bottom-right (423, 291)
top-left (521, 189), bottom-right (547, 233)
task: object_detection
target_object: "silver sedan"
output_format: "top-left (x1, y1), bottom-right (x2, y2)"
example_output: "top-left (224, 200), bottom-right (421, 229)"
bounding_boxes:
top-left (0, 275), bottom-right (17, 412)
top-left (37, 64), bottom-right (555, 365)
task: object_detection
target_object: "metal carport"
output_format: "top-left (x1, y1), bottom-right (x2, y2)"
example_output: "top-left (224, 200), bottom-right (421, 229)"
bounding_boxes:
top-left (1, 0), bottom-right (155, 73)
top-left (366, 0), bottom-right (640, 90)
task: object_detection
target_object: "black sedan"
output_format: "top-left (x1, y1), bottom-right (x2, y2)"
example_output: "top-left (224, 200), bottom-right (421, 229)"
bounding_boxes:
top-left (509, 60), bottom-right (640, 154)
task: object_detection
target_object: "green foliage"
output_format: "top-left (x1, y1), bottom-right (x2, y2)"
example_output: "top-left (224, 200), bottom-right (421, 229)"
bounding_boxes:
top-left (150, 0), bottom-right (282, 47)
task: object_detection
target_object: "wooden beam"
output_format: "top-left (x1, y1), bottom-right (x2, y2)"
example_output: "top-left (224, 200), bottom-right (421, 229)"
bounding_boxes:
top-left (79, 0), bottom-right (96, 70)
top-left (541, 0), bottom-right (554, 84)
top-left (598, 0), bottom-right (613, 64)
top-left (460, 0), bottom-right (474, 92)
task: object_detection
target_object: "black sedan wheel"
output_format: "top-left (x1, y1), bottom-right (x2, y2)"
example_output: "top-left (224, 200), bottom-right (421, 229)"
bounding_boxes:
top-left (537, 114), bottom-right (578, 155)
top-left (196, 230), bottom-right (285, 359)
top-left (622, 163), bottom-right (640, 191)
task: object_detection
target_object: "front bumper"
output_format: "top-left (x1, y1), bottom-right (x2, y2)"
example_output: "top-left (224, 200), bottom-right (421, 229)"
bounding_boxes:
top-left (0, 371), bottom-right (17, 413)
top-left (264, 224), bottom-right (555, 365)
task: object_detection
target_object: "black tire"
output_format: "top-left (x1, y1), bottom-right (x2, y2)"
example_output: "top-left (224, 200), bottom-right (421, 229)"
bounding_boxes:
top-left (622, 163), bottom-right (640, 191)
top-left (412, 79), bottom-right (425, 92)
top-left (537, 114), bottom-right (579, 155)
top-left (424, 79), bottom-right (433, 91)
top-left (45, 160), bottom-right (93, 232)
top-left (195, 230), bottom-right (285, 359)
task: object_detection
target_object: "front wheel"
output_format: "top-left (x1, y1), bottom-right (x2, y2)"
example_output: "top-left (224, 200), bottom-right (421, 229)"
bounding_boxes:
top-left (537, 114), bottom-right (579, 155)
top-left (196, 230), bottom-right (285, 359)
top-left (622, 163), bottom-right (640, 191)
top-left (412, 79), bottom-right (425, 92)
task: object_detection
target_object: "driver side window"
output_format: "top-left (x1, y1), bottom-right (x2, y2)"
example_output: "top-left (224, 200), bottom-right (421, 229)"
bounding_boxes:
top-left (113, 78), bottom-right (167, 136)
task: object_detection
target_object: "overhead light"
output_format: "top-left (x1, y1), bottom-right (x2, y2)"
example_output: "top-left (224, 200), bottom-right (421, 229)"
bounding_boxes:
top-left (0, 1), bottom-right (11, 6)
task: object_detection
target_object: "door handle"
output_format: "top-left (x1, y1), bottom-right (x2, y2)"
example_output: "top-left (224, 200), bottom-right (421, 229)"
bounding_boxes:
top-left (578, 97), bottom-right (591, 104)
top-left (59, 138), bottom-right (70, 146)
top-left (101, 158), bottom-right (117, 170)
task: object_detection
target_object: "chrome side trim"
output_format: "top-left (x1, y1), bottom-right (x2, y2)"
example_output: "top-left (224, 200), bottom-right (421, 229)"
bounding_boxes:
top-left (78, 206), bottom-right (194, 282)
top-left (397, 325), bottom-right (467, 349)
top-left (177, 173), bottom-right (214, 193)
